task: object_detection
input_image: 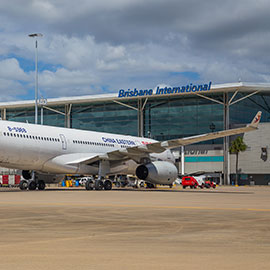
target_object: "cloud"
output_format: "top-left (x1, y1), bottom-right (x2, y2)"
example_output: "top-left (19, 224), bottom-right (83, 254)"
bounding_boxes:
top-left (1, 0), bottom-right (270, 101)
top-left (0, 58), bottom-right (29, 80)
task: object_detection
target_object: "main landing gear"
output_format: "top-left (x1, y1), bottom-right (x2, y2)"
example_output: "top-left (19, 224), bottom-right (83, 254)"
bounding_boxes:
top-left (19, 180), bottom-right (46, 191)
top-left (85, 178), bottom-right (112, 191)
top-left (85, 160), bottom-right (112, 191)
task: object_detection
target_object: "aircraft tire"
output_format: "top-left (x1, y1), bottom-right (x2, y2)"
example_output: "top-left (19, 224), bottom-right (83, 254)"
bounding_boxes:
top-left (95, 180), bottom-right (104, 190)
top-left (28, 181), bottom-right (37, 190)
top-left (146, 183), bottom-right (155, 189)
top-left (38, 180), bottom-right (46, 190)
top-left (85, 180), bottom-right (94, 190)
top-left (104, 180), bottom-right (112, 190)
top-left (19, 180), bottom-right (28, 190)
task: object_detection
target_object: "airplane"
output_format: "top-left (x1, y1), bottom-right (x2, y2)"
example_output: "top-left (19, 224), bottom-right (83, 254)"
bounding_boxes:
top-left (0, 111), bottom-right (261, 191)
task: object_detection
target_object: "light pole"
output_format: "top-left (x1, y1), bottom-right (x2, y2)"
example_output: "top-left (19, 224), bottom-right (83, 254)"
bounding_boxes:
top-left (39, 97), bottom-right (47, 125)
top-left (28, 33), bottom-right (43, 124)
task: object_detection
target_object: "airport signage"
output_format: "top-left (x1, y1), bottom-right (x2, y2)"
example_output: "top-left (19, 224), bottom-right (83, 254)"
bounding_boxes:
top-left (102, 137), bottom-right (136, 146)
top-left (118, 81), bottom-right (212, 98)
top-left (7, 126), bottom-right (27, 133)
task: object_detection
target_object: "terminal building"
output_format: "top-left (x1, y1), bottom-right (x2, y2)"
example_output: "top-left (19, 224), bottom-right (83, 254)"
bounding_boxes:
top-left (1, 82), bottom-right (270, 185)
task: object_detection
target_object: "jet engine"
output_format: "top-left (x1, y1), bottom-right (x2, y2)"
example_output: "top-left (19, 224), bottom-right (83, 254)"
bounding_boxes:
top-left (136, 161), bottom-right (178, 185)
top-left (22, 170), bottom-right (32, 180)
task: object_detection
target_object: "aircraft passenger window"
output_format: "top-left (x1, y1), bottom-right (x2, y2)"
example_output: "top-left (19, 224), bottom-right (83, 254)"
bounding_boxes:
top-left (23, 135), bottom-right (25, 138)
top-left (3, 132), bottom-right (6, 136)
top-left (29, 135), bottom-right (32, 139)
top-left (17, 134), bottom-right (20, 137)
top-left (38, 136), bottom-right (40, 140)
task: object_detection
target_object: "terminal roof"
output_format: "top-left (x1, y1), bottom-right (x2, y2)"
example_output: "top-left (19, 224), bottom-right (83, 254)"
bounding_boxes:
top-left (1, 82), bottom-right (270, 109)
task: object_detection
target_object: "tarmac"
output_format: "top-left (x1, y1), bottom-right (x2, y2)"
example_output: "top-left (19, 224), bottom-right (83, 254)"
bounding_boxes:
top-left (0, 186), bottom-right (269, 270)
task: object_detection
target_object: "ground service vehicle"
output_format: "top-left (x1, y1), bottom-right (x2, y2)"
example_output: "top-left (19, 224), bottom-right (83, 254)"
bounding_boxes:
top-left (204, 180), bottom-right (217, 188)
top-left (182, 175), bottom-right (205, 189)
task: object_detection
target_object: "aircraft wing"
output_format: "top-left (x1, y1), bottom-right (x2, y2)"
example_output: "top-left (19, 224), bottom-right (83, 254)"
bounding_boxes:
top-left (75, 111), bottom-right (262, 165)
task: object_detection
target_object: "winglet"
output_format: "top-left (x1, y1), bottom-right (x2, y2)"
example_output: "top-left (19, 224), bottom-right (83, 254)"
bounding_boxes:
top-left (249, 111), bottom-right (262, 129)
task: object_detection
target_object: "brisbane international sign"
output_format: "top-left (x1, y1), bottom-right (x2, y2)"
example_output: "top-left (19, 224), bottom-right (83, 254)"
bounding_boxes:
top-left (118, 82), bottom-right (212, 98)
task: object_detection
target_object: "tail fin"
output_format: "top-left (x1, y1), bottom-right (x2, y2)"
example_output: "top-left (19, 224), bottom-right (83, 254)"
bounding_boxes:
top-left (249, 111), bottom-right (262, 129)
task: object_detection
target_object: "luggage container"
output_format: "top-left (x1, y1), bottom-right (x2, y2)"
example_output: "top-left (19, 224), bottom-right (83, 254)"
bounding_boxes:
top-left (2, 175), bottom-right (9, 186)
top-left (9, 175), bottom-right (15, 185)
top-left (15, 175), bottom-right (21, 185)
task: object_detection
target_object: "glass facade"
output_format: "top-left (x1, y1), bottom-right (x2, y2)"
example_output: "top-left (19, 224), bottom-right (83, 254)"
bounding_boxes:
top-left (144, 95), bottom-right (223, 141)
top-left (71, 101), bottom-right (138, 135)
top-left (4, 92), bottom-right (270, 142)
top-left (6, 106), bottom-right (65, 128)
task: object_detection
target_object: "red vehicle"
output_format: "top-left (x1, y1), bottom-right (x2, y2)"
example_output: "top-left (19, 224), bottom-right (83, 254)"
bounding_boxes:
top-left (181, 176), bottom-right (205, 189)
top-left (204, 180), bottom-right (216, 188)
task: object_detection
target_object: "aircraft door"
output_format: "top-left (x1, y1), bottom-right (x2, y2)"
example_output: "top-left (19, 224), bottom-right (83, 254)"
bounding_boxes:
top-left (59, 134), bottom-right (67, 150)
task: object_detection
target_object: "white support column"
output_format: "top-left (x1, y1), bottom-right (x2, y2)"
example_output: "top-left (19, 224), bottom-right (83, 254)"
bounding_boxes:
top-left (1, 108), bottom-right (6, 120)
top-left (65, 104), bottom-right (72, 128)
top-left (181, 146), bottom-right (185, 176)
top-left (223, 93), bottom-right (230, 185)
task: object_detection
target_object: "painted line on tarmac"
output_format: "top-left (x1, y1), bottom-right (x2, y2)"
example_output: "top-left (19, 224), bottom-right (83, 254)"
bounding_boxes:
top-left (0, 201), bottom-right (270, 212)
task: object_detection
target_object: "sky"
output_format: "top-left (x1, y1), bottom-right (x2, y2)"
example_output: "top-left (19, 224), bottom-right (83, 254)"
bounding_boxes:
top-left (1, 0), bottom-right (270, 101)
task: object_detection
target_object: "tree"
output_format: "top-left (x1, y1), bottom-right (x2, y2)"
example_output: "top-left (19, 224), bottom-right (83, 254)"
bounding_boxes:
top-left (229, 136), bottom-right (247, 185)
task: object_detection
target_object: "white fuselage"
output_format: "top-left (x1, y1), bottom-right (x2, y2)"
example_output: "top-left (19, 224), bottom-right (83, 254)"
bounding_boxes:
top-left (0, 120), bottom-right (174, 176)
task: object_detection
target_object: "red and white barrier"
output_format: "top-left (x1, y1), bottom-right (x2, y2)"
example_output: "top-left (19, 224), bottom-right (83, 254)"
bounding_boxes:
top-left (0, 175), bottom-right (21, 186)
